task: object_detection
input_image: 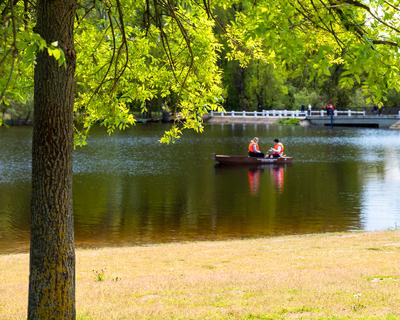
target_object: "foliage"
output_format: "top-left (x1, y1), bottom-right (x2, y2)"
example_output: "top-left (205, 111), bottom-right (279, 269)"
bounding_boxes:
top-left (73, 0), bottom-right (224, 144)
top-left (222, 59), bottom-right (289, 110)
top-left (1, 0), bottom-right (400, 131)
top-left (293, 88), bottom-right (321, 109)
top-left (217, 0), bottom-right (400, 110)
top-left (0, 2), bottom-right (66, 124)
top-left (348, 88), bottom-right (367, 110)
top-left (278, 118), bottom-right (300, 126)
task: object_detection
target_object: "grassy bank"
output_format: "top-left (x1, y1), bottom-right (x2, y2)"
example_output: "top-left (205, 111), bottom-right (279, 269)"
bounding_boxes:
top-left (1, 231), bottom-right (400, 319)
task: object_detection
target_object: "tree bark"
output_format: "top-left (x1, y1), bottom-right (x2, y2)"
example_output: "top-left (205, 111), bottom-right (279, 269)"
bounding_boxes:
top-left (28, 0), bottom-right (76, 319)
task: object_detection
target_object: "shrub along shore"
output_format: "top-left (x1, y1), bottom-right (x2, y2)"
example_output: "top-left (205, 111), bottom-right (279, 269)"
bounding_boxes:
top-left (1, 231), bottom-right (399, 320)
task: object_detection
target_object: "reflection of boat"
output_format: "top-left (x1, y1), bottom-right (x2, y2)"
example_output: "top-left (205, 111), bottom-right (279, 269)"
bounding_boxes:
top-left (214, 154), bottom-right (293, 165)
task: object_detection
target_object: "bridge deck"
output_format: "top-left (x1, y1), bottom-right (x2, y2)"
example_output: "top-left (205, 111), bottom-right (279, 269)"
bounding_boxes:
top-left (307, 115), bottom-right (399, 128)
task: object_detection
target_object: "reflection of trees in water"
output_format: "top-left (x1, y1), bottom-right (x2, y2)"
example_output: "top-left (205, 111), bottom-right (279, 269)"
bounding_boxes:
top-left (68, 158), bottom-right (367, 245)
top-left (277, 161), bottom-right (363, 232)
top-left (73, 168), bottom-right (219, 244)
top-left (0, 182), bottom-right (31, 253)
top-left (1, 163), bottom-right (366, 252)
top-left (213, 161), bottom-right (364, 234)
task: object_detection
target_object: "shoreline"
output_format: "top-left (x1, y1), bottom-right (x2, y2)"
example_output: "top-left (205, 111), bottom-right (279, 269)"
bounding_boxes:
top-left (0, 230), bottom-right (390, 256)
top-left (1, 230), bottom-right (400, 319)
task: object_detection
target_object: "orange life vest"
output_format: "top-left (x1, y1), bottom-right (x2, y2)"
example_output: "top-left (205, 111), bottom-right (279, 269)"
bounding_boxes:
top-left (248, 142), bottom-right (260, 153)
top-left (273, 142), bottom-right (284, 155)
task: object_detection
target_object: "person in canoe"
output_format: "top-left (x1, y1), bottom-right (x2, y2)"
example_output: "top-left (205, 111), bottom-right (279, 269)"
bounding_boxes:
top-left (248, 137), bottom-right (265, 158)
top-left (268, 138), bottom-right (285, 158)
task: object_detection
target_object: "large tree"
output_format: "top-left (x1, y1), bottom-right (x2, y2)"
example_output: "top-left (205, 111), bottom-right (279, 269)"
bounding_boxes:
top-left (28, 0), bottom-right (76, 318)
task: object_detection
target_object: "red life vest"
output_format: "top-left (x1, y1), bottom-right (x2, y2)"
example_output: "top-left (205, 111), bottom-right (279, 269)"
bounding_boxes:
top-left (273, 142), bottom-right (284, 155)
top-left (248, 142), bottom-right (260, 153)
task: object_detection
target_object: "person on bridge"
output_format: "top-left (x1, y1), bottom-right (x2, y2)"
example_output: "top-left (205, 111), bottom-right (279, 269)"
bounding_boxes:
top-left (268, 138), bottom-right (285, 158)
top-left (326, 101), bottom-right (335, 116)
top-left (248, 137), bottom-right (265, 158)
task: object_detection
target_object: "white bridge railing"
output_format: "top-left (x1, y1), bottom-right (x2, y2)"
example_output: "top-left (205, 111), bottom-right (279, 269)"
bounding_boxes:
top-left (210, 110), bottom-right (307, 117)
top-left (310, 110), bottom-right (367, 116)
top-left (209, 110), bottom-right (369, 117)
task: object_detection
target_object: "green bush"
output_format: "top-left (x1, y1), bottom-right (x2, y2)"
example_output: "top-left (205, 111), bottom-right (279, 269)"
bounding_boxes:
top-left (278, 118), bottom-right (300, 125)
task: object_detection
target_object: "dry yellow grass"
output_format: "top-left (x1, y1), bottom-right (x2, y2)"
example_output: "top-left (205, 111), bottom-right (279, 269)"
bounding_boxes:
top-left (1, 231), bottom-right (400, 319)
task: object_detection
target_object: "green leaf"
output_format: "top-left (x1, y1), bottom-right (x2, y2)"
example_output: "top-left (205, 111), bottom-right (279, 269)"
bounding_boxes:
top-left (48, 48), bottom-right (61, 60)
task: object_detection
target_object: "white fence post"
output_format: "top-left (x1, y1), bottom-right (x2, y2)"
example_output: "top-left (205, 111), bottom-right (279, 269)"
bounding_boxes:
top-left (348, 110), bottom-right (351, 117)
top-left (254, 111), bottom-right (257, 117)
top-left (221, 112), bottom-right (224, 117)
top-left (320, 110), bottom-right (324, 116)
top-left (334, 110), bottom-right (338, 117)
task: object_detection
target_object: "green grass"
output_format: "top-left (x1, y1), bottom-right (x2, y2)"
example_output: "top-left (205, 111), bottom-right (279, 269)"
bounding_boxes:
top-left (278, 118), bottom-right (300, 125)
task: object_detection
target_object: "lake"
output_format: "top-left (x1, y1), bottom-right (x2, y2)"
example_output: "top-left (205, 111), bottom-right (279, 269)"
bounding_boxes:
top-left (1, 124), bottom-right (399, 253)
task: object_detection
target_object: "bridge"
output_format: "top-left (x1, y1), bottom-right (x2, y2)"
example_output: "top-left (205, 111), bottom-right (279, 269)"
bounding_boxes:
top-left (208, 110), bottom-right (400, 128)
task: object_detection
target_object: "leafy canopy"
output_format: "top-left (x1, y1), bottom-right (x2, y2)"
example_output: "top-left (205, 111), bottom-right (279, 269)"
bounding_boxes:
top-left (0, 0), bottom-right (399, 133)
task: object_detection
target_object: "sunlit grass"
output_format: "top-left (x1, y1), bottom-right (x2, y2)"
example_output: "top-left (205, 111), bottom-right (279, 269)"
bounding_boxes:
top-left (1, 231), bottom-right (400, 319)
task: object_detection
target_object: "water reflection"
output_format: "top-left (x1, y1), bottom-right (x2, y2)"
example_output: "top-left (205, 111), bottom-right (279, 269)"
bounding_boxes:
top-left (246, 165), bottom-right (286, 195)
top-left (0, 125), bottom-right (400, 253)
top-left (247, 168), bottom-right (261, 195)
top-left (271, 166), bottom-right (285, 193)
top-left (360, 149), bottom-right (400, 230)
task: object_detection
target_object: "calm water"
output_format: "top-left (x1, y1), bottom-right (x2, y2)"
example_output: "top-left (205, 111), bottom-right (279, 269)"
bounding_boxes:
top-left (1, 124), bottom-right (400, 253)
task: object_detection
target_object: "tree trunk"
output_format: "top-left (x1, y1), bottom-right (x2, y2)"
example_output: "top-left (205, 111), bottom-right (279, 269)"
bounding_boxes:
top-left (28, 0), bottom-right (76, 319)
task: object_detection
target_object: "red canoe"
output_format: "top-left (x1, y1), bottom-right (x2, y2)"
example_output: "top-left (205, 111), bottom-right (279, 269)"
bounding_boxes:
top-left (214, 154), bottom-right (293, 165)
